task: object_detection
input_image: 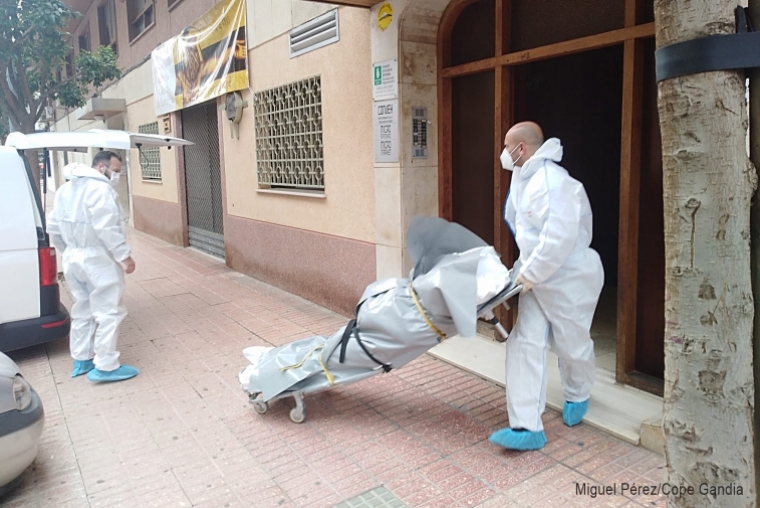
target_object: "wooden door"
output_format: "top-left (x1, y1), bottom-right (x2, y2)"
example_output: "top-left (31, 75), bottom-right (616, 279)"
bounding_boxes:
top-left (633, 37), bottom-right (665, 381)
top-left (451, 71), bottom-right (495, 245)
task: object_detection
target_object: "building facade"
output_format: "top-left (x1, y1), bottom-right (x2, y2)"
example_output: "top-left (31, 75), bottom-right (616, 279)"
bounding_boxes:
top-left (54, 0), bottom-right (666, 396)
top-left (54, 0), bottom-right (377, 318)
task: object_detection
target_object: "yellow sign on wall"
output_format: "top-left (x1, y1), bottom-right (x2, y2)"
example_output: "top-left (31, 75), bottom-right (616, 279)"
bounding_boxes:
top-left (377, 3), bottom-right (393, 31)
top-left (152, 0), bottom-right (248, 115)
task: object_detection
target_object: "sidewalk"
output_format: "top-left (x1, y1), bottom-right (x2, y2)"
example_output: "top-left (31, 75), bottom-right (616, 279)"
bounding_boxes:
top-left (1, 228), bottom-right (666, 508)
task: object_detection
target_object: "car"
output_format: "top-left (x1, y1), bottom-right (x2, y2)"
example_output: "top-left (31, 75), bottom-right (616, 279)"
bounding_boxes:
top-left (0, 351), bottom-right (44, 497)
top-left (0, 129), bottom-right (192, 353)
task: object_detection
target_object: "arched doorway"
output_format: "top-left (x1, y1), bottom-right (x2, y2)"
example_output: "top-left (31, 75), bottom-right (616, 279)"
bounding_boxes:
top-left (437, 0), bottom-right (665, 395)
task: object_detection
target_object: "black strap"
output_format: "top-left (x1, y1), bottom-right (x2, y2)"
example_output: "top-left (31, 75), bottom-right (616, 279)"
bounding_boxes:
top-left (339, 319), bottom-right (356, 364)
top-left (656, 7), bottom-right (760, 82)
top-left (337, 319), bottom-right (392, 372)
top-left (353, 333), bottom-right (393, 373)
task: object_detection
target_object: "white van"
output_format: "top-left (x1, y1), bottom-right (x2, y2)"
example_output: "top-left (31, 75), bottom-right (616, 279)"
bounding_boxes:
top-left (0, 129), bottom-right (192, 352)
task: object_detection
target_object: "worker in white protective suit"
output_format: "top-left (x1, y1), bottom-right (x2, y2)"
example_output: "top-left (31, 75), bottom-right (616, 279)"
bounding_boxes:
top-left (489, 122), bottom-right (604, 451)
top-left (48, 151), bottom-right (140, 383)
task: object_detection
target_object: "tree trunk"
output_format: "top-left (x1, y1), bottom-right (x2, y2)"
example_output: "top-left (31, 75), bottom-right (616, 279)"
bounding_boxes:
top-left (748, 2), bottom-right (760, 504)
top-left (655, 1), bottom-right (757, 506)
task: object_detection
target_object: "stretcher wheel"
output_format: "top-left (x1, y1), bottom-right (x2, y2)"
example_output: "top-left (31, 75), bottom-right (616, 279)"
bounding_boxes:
top-left (253, 401), bottom-right (269, 414)
top-left (289, 407), bottom-right (305, 423)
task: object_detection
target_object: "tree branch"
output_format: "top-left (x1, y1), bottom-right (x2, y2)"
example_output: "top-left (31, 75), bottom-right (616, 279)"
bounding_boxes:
top-left (0, 91), bottom-right (22, 129)
top-left (33, 66), bottom-right (50, 121)
top-left (35, 94), bottom-right (47, 122)
top-left (10, 26), bottom-right (35, 52)
top-left (0, 62), bottom-right (28, 124)
top-left (45, 69), bottom-right (84, 97)
top-left (60, 70), bottom-right (82, 86)
top-left (14, 46), bottom-right (37, 118)
top-left (5, 61), bottom-right (23, 105)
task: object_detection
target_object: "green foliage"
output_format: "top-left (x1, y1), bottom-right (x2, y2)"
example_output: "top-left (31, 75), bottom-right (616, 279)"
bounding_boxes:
top-left (0, 0), bottom-right (121, 131)
top-left (58, 46), bottom-right (121, 108)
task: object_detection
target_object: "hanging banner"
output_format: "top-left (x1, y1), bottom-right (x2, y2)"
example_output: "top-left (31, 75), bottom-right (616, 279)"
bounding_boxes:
top-left (152, 0), bottom-right (248, 115)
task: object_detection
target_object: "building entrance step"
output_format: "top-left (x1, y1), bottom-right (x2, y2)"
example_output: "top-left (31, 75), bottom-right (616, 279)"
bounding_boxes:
top-left (428, 334), bottom-right (665, 454)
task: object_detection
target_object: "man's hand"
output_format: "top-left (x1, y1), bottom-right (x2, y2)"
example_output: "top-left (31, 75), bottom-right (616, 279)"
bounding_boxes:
top-left (515, 274), bottom-right (534, 293)
top-left (121, 257), bottom-right (136, 275)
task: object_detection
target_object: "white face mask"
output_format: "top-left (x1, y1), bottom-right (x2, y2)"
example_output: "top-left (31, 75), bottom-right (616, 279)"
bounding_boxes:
top-left (109, 171), bottom-right (121, 187)
top-left (500, 145), bottom-right (520, 171)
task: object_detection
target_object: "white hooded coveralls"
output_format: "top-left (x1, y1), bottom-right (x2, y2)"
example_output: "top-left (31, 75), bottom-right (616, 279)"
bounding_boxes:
top-left (48, 165), bottom-right (129, 372)
top-left (503, 138), bottom-right (604, 432)
top-left (62, 161), bottom-right (87, 181)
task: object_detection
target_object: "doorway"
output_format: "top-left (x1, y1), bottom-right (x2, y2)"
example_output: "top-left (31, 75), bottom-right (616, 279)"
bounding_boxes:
top-left (513, 45), bottom-right (623, 373)
top-left (439, 0), bottom-right (664, 394)
top-left (181, 102), bottom-right (225, 258)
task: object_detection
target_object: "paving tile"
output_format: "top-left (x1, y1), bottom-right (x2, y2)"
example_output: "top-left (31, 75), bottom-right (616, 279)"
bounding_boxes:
top-left (460, 487), bottom-right (498, 507)
top-left (448, 479), bottom-right (490, 501)
top-left (417, 495), bottom-right (458, 508)
top-left (1, 224), bottom-right (667, 508)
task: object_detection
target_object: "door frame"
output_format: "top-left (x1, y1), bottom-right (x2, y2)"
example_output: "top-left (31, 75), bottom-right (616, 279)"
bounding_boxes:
top-left (437, 0), bottom-right (662, 395)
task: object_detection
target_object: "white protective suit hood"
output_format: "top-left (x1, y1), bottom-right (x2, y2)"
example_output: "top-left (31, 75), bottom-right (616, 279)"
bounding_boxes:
top-left (62, 162), bottom-right (90, 181)
top-left (70, 163), bottom-right (110, 182)
top-left (517, 137), bottom-right (563, 178)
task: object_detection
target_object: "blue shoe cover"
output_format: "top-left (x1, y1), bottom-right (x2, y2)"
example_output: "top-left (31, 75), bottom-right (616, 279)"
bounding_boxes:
top-left (489, 428), bottom-right (547, 450)
top-left (71, 359), bottom-right (95, 378)
top-left (563, 399), bottom-right (589, 427)
top-left (87, 365), bottom-right (140, 383)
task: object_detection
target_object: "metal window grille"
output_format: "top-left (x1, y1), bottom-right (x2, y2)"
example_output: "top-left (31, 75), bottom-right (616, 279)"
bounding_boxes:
top-left (254, 76), bottom-right (324, 190)
top-left (138, 122), bottom-right (162, 181)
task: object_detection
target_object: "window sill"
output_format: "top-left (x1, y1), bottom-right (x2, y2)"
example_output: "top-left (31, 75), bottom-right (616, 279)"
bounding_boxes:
top-left (128, 22), bottom-right (156, 46)
top-left (257, 188), bottom-right (325, 198)
top-left (141, 178), bottom-right (163, 184)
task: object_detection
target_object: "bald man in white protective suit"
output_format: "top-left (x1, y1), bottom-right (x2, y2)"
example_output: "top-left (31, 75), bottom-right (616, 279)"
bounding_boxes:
top-left (490, 121), bottom-right (604, 451)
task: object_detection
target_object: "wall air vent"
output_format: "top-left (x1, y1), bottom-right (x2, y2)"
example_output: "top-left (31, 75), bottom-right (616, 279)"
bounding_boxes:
top-left (289, 9), bottom-right (340, 58)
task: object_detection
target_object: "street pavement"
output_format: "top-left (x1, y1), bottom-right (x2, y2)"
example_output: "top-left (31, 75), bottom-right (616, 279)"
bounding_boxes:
top-left (0, 226), bottom-right (666, 508)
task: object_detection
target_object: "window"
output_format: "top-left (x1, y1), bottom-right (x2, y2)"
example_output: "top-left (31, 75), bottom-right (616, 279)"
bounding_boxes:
top-left (254, 76), bottom-right (324, 191)
top-left (168, 0), bottom-right (182, 8)
top-left (138, 122), bottom-right (162, 181)
top-left (98, 0), bottom-right (118, 55)
top-left (128, 0), bottom-right (155, 41)
top-left (78, 27), bottom-right (90, 54)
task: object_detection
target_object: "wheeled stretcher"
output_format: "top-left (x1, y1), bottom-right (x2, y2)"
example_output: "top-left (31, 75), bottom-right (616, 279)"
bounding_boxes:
top-left (238, 216), bottom-right (523, 423)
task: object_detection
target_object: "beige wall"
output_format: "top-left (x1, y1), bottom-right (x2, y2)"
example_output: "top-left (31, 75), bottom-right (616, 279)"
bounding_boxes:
top-left (246, 0), bottom-right (336, 48)
top-left (123, 96), bottom-right (179, 204)
top-left (223, 6), bottom-right (375, 244)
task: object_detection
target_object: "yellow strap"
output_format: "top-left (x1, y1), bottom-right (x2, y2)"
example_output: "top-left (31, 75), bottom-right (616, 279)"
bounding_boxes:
top-left (409, 282), bottom-right (448, 341)
top-left (280, 344), bottom-right (336, 385)
top-left (280, 344), bottom-right (323, 371)
top-left (318, 353), bottom-right (336, 386)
